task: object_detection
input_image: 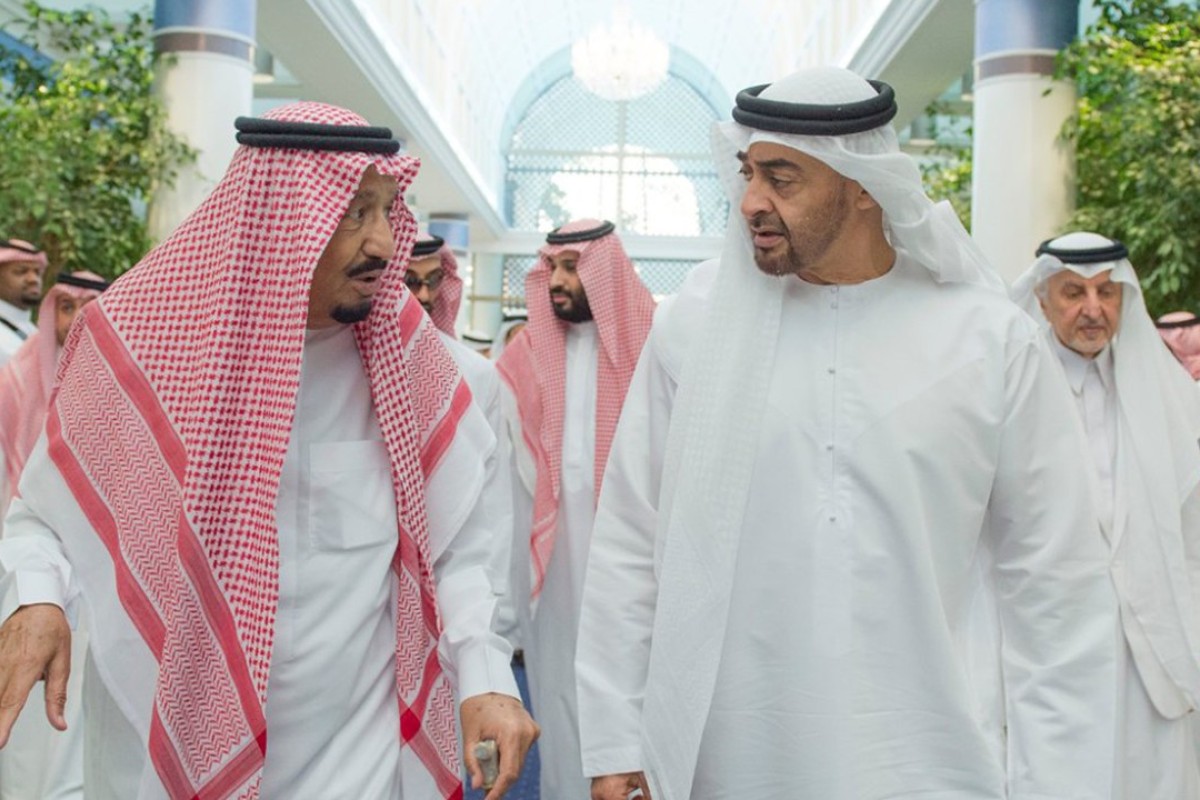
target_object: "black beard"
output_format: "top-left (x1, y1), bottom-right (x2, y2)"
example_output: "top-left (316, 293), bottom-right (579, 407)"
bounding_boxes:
top-left (420, 301), bottom-right (434, 314)
top-left (550, 292), bottom-right (593, 323)
top-left (331, 299), bottom-right (373, 324)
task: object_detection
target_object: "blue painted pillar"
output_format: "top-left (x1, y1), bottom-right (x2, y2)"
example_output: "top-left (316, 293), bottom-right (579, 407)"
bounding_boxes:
top-left (971, 0), bottom-right (1079, 281)
top-left (149, 0), bottom-right (257, 241)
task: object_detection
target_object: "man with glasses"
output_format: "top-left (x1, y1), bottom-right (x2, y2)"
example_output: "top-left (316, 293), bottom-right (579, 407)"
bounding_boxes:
top-left (409, 234), bottom-right (521, 654)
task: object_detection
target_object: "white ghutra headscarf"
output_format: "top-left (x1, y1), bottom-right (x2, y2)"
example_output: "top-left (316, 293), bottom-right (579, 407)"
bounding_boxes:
top-left (638, 66), bottom-right (1005, 800)
top-left (1012, 231), bottom-right (1200, 718)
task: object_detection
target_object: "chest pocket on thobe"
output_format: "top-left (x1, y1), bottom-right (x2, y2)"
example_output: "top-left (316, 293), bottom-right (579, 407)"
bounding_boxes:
top-left (309, 439), bottom-right (398, 551)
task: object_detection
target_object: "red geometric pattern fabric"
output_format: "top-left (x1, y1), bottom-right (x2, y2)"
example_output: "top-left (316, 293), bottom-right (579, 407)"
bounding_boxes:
top-left (44, 102), bottom-right (467, 799)
top-left (496, 220), bottom-right (654, 598)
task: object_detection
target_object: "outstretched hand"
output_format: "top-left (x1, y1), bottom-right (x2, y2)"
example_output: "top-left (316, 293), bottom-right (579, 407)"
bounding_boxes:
top-left (460, 691), bottom-right (539, 800)
top-left (0, 603), bottom-right (72, 748)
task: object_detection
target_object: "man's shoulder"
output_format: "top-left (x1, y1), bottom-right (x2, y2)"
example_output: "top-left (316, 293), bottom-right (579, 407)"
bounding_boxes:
top-left (648, 259), bottom-right (720, 378)
top-left (438, 331), bottom-right (499, 390)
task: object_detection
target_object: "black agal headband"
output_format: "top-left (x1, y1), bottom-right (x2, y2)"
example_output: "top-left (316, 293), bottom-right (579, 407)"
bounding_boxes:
top-left (545, 220), bottom-right (615, 245)
top-left (234, 116), bottom-right (401, 155)
top-left (56, 273), bottom-right (111, 292)
top-left (0, 239), bottom-right (42, 255)
top-left (1156, 315), bottom-right (1200, 331)
top-left (1036, 238), bottom-right (1129, 264)
top-left (732, 80), bottom-right (897, 135)
top-left (412, 236), bottom-right (445, 258)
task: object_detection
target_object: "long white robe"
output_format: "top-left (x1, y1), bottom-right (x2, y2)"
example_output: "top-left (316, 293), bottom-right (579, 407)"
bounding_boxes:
top-left (438, 331), bottom-right (519, 649)
top-left (518, 321), bottom-right (597, 799)
top-left (1052, 337), bottom-right (1200, 799)
top-left (576, 255), bottom-right (1118, 800)
top-left (0, 325), bottom-right (518, 799)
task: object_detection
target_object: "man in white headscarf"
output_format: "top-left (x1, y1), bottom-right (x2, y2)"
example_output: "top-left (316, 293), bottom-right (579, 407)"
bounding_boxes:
top-left (576, 66), bottom-right (1118, 800)
top-left (1012, 232), bottom-right (1200, 799)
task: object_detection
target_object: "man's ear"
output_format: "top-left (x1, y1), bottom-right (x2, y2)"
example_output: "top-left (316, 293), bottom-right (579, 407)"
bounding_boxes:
top-left (850, 181), bottom-right (879, 211)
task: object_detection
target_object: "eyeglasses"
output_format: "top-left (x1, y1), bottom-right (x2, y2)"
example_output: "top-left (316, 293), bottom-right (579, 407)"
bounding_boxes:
top-left (404, 271), bottom-right (445, 291)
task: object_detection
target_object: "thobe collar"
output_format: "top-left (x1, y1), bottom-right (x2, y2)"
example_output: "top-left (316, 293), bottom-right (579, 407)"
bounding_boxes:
top-left (305, 325), bottom-right (353, 345)
top-left (1050, 334), bottom-right (1114, 396)
top-left (565, 319), bottom-right (597, 342)
top-left (0, 298), bottom-right (33, 327)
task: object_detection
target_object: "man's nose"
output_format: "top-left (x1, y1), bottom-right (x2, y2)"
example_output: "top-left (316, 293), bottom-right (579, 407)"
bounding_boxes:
top-left (363, 213), bottom-right (396, 261)
top-left (740, 180), bottom-right (771, 221)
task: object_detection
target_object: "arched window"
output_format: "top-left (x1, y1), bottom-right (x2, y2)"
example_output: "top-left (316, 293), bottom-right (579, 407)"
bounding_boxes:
top-left (504, 72), bottom-right (727, 236)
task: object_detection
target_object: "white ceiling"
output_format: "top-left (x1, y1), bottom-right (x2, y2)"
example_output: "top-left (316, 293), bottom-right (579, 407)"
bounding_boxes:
top-left (5, 0), bottom-right (977, 242)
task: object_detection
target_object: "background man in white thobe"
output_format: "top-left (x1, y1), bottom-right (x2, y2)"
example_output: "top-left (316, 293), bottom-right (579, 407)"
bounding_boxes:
top-left (496, 219), bottom-right (654, 799)
top-left (409, 233), bottom-right (522, 653)
top-left (0, 104), bottom-right (537, 800)
top-left (1013, 232), bottom-right (1200, 799)
top-left (0, 240), bottom-right (45, 367)
top-left (577, 66), bottom-right (1118, 800)
top-left (0, 270), bottom-right (106, 800)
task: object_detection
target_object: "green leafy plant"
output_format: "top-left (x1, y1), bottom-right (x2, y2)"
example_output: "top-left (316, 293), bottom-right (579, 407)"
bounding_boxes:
top-left (0, 1), bottom-right (194, 279)
top-left (1057, 0), bottom-right (1200, 316)
top-left (916, 102), bottom-right (973, 230)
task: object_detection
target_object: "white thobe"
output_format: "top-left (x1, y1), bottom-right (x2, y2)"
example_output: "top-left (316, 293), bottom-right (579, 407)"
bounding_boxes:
top-left (1052, 337), bottom-right (1200, 800)
top-left (438, 331), bottom-right (519, 648)
top-left (521, 321), bottom-right (597, 799)
top-left (0, 301), bottom-right (34, 368)
top-left (577, 255), bottom-right (1118, 799)
top-left (0, 337), bottom-right (83, 800)
top-left (0, 325), bottom-right (518, 799)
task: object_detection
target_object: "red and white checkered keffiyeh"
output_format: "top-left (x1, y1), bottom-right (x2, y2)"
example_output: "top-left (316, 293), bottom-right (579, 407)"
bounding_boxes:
top-left (45, 103), bottom-right (470, 799)
top-left (0, 272), bottom-right (103, 512)
top-left (414, 235), bottom-right (463, 337)
top-left (496, 220), bottom-right (654, 598)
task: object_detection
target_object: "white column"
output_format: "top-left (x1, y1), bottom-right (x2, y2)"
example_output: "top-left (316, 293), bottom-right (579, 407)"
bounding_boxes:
top-left (149, 1), bottom-right (256, 242)
top-left (971, 0), bottom-right (1079, 283)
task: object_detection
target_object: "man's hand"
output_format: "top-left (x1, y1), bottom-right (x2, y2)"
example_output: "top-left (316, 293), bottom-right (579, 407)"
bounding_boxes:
top-left (460, 692), bottom-right (539, 800)
top-left (592, 771), bottom-right (652, 800)
top-left (0, 603), bottom-right (71, 748)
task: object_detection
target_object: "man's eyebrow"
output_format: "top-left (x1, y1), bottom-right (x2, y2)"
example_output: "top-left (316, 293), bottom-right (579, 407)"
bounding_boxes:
top-left (735, 151), bottom-right (803, 173)
top-left (756, 158), bottom-right (804, 172)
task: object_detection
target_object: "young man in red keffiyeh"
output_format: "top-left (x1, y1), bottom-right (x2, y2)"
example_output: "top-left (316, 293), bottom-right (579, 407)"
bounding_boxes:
top-left (494, 219), bottom-right (654, 799)
top-left (0, 103), bottom-right (537, 800)
top-left (0, 270), bottom-right (106, 800)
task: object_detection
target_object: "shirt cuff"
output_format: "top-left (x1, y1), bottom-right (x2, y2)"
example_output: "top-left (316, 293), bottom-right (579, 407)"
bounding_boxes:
top-left (581, 745), bottom-right (644, 779)
top-left (0, 568), bottom-right (68, 625)
top-left (454, 638), bottom-right (520, 704)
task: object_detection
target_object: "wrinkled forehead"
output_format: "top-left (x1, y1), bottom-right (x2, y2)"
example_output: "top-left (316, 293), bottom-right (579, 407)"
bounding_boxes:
top-left (1045, 266), bottom-right (1119, 291)
top-left (1039, 258), bottom-right (1136, 294)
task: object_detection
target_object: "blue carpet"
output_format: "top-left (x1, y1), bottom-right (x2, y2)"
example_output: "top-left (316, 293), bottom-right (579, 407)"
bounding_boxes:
top-left (464, 659), bottom-right (540, 800)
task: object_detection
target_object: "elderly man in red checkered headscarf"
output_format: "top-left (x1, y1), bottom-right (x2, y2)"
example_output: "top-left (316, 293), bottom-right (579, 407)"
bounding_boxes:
top-left (0, 103), bottom-right (537, 800)
top-left (495, 219), bottom-right (654, 799)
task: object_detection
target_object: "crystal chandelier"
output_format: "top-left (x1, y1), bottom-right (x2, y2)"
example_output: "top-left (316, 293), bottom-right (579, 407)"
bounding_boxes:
top-left (570, 6), bottom-right (669, 102)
